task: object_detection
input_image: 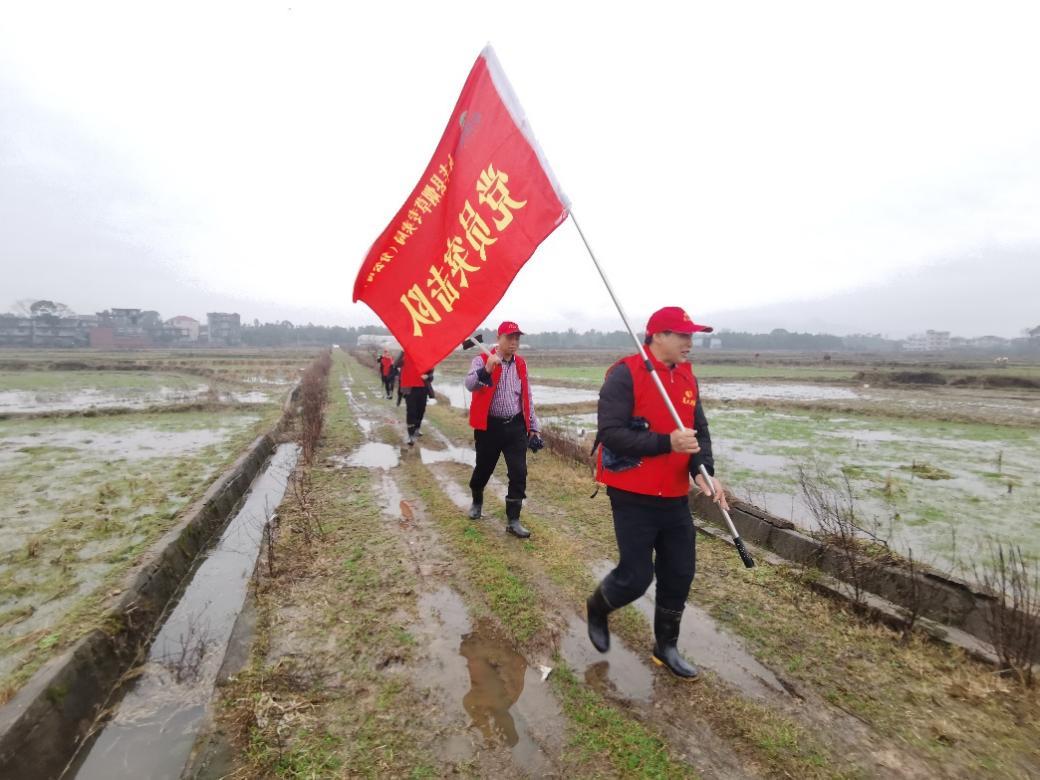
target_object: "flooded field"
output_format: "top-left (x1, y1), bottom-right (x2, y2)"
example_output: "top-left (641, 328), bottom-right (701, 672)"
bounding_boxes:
top-left (0, 349), bottom-right (311, 699)
top-left (433, 374), bottom-right (599, 409)
top-left (527, 351), bottom-right (1040, 575)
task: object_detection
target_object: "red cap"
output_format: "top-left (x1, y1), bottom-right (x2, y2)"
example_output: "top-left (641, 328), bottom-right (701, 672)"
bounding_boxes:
top-left (645, 306), bottom-right (713, 336)
top-left (498, 321), bottom-right (524, 336)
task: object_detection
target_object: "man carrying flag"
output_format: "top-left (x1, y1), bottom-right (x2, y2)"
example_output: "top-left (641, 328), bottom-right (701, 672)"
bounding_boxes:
top-left (464, 320), bottom-right (542, 538)
top-left (585, 307), bottom-right (730, 680)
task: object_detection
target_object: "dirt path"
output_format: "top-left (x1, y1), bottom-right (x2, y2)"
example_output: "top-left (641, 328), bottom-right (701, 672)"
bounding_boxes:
top-left (208, 352), bottom-right (1040, 779)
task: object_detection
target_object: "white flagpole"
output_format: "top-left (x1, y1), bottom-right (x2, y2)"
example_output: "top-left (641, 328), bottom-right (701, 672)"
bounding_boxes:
top-left (570, 210), bottom-right (755, 568)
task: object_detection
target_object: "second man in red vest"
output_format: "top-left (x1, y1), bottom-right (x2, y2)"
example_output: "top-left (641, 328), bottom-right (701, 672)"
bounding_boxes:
top-left (464, 321), bottom-right (541, 539)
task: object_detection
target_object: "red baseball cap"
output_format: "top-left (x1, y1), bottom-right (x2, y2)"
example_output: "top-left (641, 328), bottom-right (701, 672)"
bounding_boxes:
top-left (645, 306), bottom-right (713, 336)
top-left (498, 321), bottom-right (524, 336)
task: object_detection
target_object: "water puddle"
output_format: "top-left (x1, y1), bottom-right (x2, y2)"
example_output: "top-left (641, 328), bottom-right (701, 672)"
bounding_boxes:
top-left (344, 442), bottom-right (400, 469)
top-left (410, 587), bottom-right (563, 773)
top-left (591, 561), bottom-right (787, 700)
top-left (419, 443), bottom-right (475, 467)
top-left (558, 614), bottom-right (654, 703)
top-left (700, 382), bottom-right (861, 402)
top-left (66, 443), bottom-right (301, 780)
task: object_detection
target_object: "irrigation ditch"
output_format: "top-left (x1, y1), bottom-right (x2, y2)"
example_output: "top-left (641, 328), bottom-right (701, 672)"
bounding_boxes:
top-left (0, 367), bottom-right (312, 779)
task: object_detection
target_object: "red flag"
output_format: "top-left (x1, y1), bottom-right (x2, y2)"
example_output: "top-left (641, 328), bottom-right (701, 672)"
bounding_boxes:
top-left (353, 46), bottom-right (569, 369)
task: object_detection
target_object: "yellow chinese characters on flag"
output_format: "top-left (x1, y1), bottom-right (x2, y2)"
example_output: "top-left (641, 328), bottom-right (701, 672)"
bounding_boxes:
top-left (353, 46), bottom-right (569, 369)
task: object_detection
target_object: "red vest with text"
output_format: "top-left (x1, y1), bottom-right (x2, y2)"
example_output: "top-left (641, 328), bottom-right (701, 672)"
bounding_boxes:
top-left (469, 350), bottom-right (533, 432)
top-left (596, 353), bottom-right (698, 498)
top-left (379, 356), bottom-right (393, 376)
top-left (399, 355), bottom-right (430, 388)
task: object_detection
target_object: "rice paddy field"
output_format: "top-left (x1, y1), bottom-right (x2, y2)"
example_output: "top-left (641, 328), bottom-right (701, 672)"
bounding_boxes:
top-left (0, 348), bottom-right (314, 700)
top-left (427, 348), bottom-right (1040, 577)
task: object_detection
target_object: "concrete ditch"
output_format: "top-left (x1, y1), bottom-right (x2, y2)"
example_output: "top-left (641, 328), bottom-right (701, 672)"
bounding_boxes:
top-left (0, 404), bottom-right (297, 779)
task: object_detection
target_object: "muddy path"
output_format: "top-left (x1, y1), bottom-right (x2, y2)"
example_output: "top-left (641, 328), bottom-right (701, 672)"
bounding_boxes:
top-left (333, 357), bottom-right (953, 780)
top-left (209, 353), bottom-right (1040, 779)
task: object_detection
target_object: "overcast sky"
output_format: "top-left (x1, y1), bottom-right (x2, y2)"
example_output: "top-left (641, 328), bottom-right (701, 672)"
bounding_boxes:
top-left (2, 1), bottom-right (1037, 337)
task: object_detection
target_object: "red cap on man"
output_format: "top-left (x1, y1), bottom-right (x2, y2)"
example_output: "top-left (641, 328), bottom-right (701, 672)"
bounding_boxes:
top-left (498, 321), bottom-right (524, 336)
top-left (645, 306), bottom-right (713, 336)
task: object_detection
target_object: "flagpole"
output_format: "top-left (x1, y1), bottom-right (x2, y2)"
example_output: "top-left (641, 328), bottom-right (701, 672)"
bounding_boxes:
top-left (570, 211), bottom-right (755, 568)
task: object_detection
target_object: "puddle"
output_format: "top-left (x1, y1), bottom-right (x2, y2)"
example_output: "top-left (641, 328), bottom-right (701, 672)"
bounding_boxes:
top-left (430, 469), bottom-right (475, 510)
top-left (66, 443), bottom-right (300, 780)
top-left (419, 443), bottom-right (475, 467)
top-left (410, 587), bottom-right (563, 773)
top-left (345, 442), bottom-right (400, 469)
top-left (558, 614), bottom-right (654, 703)
top-left (590, 561), bottom-right (787, 700)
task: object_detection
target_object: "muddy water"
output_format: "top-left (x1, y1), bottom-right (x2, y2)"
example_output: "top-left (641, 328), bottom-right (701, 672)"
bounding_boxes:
top-left (558, 614), bottom-right (655, 703)
top-left (701, 382), bottom-right (861, 402)
top-left (0, 426), bottom-right (248, 463)
top-left (0, 384), bottom-right (212, 414)
top-left (411, 587), bottom-right (564, 772)
top-left (65, 443), bottom-right (300, 780)
top-left (590, 561), bottom-right (788, 701)
top-left (436, 375), bottom-right (599, 409)
top-left (344, 441), bottom-right (400, 469)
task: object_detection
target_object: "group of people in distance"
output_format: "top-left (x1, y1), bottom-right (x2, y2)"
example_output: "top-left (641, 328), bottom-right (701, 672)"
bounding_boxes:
top-left (373, 307), bottom-right (731, 679)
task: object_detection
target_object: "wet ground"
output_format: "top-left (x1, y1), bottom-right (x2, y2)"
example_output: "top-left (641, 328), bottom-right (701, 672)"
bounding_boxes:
top-left (434, 375), bottom-right (599, 410)
top-left (0, 411), bottom-right (265, 688)
top-left (542, 401), bottom-right (1040, 572)
top-left (67, 444), bottom-right (300, 779)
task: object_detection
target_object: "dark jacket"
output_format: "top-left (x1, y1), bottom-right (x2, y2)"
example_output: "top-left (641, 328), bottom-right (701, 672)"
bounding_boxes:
top-left (597, 361), bottom-right (715, 505)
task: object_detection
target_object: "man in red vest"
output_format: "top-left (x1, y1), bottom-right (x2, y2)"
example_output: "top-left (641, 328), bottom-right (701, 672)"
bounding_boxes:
top-left (464, 321), bottom-right (541, 538)
top-left (585, 306), bottom-right (730, 679)
top-left (378, 348), bottom-right (395, 399)
top-left (396, 351), bottom-right (434, 446)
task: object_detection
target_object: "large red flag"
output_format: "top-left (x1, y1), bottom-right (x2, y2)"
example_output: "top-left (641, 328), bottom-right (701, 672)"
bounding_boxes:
top-left (353, 46), bottom-right (569, 369)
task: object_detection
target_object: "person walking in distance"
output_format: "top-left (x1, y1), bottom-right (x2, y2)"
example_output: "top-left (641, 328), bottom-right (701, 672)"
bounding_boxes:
top-left (396, 351), bottom-right (434, 446)
top-left (378, 348), bottom-right (395, 399)
top-left (585, 307), bottom-right (729, 679)
top-left (464, 322), bottom-right (542, 539)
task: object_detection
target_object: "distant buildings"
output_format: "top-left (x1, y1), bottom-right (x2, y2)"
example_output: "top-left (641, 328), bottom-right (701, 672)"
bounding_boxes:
top-left (902, 330), bottom-right (951, 352)
top-left (206, 312), bottom-right (241, 346)
top-left (165, 315), bottom-right (200, 342)
top-left (0, 303), bottom-right (243, 349)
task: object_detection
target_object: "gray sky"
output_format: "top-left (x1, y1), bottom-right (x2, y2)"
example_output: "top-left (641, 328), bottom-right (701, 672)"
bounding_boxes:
top-left (2, 1), bottom-right (1038, 337)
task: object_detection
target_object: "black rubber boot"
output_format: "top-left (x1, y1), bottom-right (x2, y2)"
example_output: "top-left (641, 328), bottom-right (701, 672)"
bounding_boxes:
top-left (505, 499), bottom-right (530, 538)
top-left (586, 585), bottom-right (614, 653)
top-left (468, 491), bottom-right (482, 520)
top-left (651, 607), bottom-right (700, 680)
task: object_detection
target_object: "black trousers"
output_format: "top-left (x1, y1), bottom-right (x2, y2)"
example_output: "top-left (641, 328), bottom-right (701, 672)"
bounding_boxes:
top-left (469, 415), bottom-right (527, 502)
top-left (600, 495), bottom-right (696, 613)
top-left (381, 374), bottom-right (394, 397)
top-left (404, 388), bottom-right (428, 435)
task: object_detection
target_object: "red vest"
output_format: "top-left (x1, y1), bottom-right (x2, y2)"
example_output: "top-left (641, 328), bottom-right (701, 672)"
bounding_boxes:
top-left (379, 356), bottom-right (393, 376)
top-left (469, 350), bottom-right (533, 432)
top-left (596, 353), bottom-right (698, 498)
top-left (399, 355), bottom-right (430, 388)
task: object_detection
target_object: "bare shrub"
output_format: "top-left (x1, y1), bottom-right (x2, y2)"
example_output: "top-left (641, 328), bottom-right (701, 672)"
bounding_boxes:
top-left (299, 350), bottom-right (332, 464)
top-left (973, 541), bottom-right (1040, 687)
top-left (798, 462), bottom-right (890, 606)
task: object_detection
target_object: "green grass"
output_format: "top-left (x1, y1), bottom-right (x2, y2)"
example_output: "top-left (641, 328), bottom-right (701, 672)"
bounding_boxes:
top-left (550, 663), bottom-right (698, 779)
